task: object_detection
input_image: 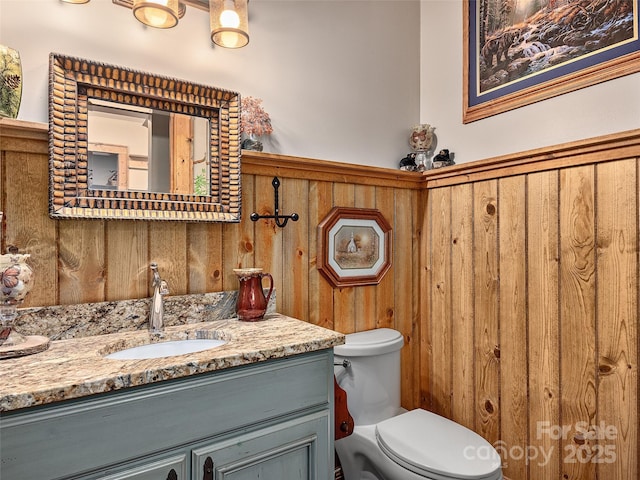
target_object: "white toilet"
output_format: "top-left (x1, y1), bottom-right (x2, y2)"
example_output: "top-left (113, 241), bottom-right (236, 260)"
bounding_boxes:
top-left (334, 328), bottom-right (503, 480)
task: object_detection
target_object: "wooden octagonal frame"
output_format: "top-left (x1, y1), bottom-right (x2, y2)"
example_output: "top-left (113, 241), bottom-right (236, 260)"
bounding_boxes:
top-left (317, 207), bottom-right (392, 288)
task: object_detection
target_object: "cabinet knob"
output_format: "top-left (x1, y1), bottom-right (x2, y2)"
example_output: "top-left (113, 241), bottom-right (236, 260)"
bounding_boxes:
top-left (166, 469), bottom-right (177, 480)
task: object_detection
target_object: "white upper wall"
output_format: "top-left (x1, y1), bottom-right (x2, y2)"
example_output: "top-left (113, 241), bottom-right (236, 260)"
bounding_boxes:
top-left (3, 1), bottom-right (637, 168)
top-left (421, 0), bottom-right (640, 165)
top-left (0, 0), bottom-right (420, 168)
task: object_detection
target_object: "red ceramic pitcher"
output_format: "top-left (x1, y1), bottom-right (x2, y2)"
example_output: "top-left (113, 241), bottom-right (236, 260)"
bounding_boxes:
top-left (233, 268), bottom-right (273, 321)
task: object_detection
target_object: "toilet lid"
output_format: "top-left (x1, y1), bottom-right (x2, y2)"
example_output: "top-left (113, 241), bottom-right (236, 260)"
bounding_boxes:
top-left (375, 409), bottom-right (503, 480)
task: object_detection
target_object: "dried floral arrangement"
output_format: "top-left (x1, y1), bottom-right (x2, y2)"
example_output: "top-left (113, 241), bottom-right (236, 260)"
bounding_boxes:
top-left (240, 96), bottom-right (273, 138)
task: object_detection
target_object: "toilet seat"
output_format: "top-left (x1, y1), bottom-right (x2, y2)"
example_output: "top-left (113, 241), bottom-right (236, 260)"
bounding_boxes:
top-left (375, 409), bottom-right (503, 480)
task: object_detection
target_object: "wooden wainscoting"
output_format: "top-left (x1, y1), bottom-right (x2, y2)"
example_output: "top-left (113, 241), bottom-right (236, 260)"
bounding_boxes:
top-left (0, 118), bottom-right (424, 409)
top-left (421, 129), bottom-right (640, 480)
top-left (3, 118), bottom-right (639, 479)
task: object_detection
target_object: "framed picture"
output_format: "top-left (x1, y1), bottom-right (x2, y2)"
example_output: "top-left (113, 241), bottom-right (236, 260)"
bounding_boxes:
top-left (317, 207), bottom-right (392, 288)
top-left (464, 0), bottom-right (640, 123)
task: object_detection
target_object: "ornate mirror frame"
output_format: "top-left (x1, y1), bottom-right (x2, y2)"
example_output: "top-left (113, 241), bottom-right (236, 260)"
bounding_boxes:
top-left (48, 53), bottom-right (241, 222)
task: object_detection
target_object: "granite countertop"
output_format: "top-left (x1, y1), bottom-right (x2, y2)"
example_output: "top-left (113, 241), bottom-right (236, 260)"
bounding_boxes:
top-left (0, 314), bottom-right (345, 412)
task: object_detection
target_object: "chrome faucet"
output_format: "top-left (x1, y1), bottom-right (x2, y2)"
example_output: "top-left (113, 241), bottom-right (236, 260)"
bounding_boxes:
top-left (149, 262), bottom-right (169, 335)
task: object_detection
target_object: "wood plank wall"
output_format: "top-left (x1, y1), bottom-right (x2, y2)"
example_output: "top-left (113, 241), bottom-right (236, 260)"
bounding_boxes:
top-left (0, 119), bottom-right (423, 410)
top-left (2, 119), bottom-right (639, 479)
top-left (421, 130), bottom-right (640, 480)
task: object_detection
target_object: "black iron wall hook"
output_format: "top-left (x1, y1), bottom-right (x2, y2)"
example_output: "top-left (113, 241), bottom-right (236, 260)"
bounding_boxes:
top-left (250, 176), bottom-right (300, 228)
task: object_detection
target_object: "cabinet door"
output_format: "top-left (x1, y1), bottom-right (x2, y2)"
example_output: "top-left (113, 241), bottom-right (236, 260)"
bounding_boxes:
top-left (192, 412), bottom-right (330, 480)
top-left (85, 454), bottom-right (187, 480)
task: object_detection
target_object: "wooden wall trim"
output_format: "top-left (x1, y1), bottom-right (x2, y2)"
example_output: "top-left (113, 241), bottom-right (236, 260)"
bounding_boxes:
top-left (241, 151), bottom-right (425, 189)
top-left (0, 118), bottom-right (48, 154)
top-left (422, 128), bottom-right (640, 188)
top-left (0, 118), bottom-right (47, 138)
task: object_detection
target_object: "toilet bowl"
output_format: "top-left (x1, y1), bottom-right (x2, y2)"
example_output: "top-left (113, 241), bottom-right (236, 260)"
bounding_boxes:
top-left (334, 328), bottom-right (503, 480)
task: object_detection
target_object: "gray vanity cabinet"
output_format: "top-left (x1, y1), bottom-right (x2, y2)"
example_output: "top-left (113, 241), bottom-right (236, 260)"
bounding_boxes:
top-left (86, 454), bottom-right (188, 480)
top-left (0, 350), bottom-right (334, 480)
top-left (191, 411), bottom-right (329, 479)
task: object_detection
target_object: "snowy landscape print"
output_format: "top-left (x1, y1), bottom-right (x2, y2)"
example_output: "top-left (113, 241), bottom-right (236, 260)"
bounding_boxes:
top-left (477, 0), bottom-right (637, 94)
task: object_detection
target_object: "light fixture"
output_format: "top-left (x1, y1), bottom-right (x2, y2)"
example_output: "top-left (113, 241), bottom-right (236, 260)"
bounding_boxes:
top-left (64, 0), bottom-right (250, 48)
top-left (132, 0), bottom-right (180, 29)
top-left (209, 0), bottom-right (249, 49)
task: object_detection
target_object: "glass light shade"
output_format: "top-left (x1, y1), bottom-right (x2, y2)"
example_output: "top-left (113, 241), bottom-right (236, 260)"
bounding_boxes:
top-left (133, 0), bottom-right (180, 29)
top-left (209, 0), bottom-right (249, 49)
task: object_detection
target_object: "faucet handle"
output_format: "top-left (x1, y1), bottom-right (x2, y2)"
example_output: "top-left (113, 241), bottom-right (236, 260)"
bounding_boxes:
top-left (159, 280), bottom-right (170, 295)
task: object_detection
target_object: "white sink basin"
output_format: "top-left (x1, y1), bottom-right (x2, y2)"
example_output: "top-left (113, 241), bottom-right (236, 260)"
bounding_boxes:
top-left (105, 339), bottom-right (227, 360)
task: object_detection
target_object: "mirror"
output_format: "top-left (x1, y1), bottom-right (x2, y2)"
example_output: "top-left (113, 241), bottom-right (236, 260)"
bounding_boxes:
top-left (48, 53), bottom-right (241, 222)
top-left (87, 99), bottom-right (211, 196)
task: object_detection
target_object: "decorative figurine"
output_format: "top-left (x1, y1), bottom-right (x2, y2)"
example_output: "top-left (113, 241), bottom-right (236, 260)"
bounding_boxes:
top-left (432, 149), bottom-right (455, 169)
top-left (399, 153), bottom-right (417, 171)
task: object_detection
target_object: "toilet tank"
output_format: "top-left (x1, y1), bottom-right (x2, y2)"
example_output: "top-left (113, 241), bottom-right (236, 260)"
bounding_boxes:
top-left (334, 328), bottom-right (404, 426)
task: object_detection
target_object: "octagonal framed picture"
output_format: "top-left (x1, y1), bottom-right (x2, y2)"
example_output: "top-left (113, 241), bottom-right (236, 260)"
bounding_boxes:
top-left (317, 207), bottom-right (392, 288)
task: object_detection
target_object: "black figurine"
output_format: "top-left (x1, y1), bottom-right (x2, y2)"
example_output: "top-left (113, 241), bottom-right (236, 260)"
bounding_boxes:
top-left (399, 153), bottom-right (417, 171)
top-left (432, 149), bottom-right (454, 169)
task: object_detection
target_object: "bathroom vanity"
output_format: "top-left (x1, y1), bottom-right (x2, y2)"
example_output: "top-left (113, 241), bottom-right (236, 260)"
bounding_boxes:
top-left (0, 314), bottom-right (344, 479)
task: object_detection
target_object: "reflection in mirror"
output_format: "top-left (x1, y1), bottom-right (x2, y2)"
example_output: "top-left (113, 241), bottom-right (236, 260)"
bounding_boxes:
top-left (87, 100), bottom-right (211, 196)
top-left (48, 53), bottom-right (241, 222)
